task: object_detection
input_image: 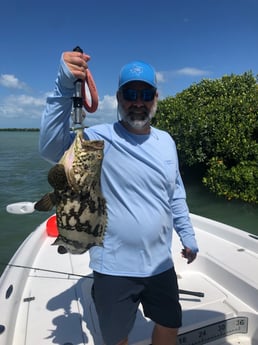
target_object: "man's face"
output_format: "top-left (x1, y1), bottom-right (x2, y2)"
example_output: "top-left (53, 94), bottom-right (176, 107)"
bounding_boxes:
top-left (117, 81), bottom-right (158, 134)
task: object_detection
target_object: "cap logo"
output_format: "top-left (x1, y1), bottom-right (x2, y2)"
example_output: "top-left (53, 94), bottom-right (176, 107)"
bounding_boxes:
top-left (129, 65), bottom-right (144, 76)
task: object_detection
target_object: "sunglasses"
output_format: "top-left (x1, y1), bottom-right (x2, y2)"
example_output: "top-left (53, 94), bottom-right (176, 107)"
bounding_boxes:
top-left (122, 88), bottom-right (156, 102)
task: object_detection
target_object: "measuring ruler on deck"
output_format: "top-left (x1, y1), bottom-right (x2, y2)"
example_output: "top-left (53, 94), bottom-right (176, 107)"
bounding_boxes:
top-left (177, 317), bottom-right (248, 345)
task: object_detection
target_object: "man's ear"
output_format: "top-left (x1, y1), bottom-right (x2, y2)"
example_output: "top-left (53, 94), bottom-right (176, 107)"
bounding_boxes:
top-left (116, 90), bottom-right (120, 102)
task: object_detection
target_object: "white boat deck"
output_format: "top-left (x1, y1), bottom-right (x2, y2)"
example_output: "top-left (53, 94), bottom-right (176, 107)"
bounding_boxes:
top-left (0, 214), bottom-right (257, 345)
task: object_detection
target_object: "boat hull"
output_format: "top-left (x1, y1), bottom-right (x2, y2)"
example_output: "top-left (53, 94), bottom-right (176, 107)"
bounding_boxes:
top-left (0, 214), bottom-right (257, 344)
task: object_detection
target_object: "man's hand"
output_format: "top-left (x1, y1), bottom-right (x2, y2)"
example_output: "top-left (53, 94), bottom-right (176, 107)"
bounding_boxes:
top-left (63, 51), bottom-right (91, 80)
top-left (181, 247), bottom-right (197, 264)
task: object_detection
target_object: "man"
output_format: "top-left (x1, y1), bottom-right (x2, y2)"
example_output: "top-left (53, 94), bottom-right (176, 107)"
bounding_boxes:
top-left (39, 49), bottom-right (199, 345)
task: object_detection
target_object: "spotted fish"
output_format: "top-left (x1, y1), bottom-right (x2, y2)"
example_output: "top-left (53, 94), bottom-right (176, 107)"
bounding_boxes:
top-left (35, 129), bottom-right (107, 254)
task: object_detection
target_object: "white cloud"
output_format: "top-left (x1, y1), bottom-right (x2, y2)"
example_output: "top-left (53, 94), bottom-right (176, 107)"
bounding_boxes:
top-left (0, 90), bottom-right (118, 127)
top-left (0, 74), bottom-right (28, 90)
top-left (0, 94), bottom-right (47, 120)
top-left (98, 94), bottom-right (117, 110)
top-left (155, 67), bottom-right (211, 85)
top-left (176, 67), bottom-right (210, 77)
top-left (156, 71), bottom-right (166, 84)
top-left (85, 94), bottom-right (117, 127)
top-left (9, 94), bottom-right (46, 106)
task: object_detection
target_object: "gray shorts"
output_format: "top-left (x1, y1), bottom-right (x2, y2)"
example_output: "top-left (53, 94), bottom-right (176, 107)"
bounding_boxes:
top-left (92, 268), bottom-right (182, 345)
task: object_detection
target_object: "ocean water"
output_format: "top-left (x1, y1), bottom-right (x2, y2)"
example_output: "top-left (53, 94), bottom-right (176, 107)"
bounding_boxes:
top-left (0, 131), bottom-right (53, 275)
top-left (0, 131), bottom-right (257, 276)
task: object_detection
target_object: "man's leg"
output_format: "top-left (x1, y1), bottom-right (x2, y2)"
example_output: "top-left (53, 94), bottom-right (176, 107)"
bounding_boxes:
top-left (93, 272), bottom-right (141, 345)
top-left (152, 323), bottom-right (178, 345)
top-left (140, 268), bottom-right (181, 345)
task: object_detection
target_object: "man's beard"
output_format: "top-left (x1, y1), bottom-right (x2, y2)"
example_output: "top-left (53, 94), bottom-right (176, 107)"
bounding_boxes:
top-left (118, 102), bottom-right (157, 130)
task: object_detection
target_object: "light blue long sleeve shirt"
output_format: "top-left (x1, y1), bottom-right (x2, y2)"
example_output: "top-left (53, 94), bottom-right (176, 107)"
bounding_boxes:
top-left (39, 56), bottom-right (198, 277)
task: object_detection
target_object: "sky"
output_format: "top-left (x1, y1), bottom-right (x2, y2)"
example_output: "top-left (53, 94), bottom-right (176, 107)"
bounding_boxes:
top-left (0, 0), bottom-right (257, 128)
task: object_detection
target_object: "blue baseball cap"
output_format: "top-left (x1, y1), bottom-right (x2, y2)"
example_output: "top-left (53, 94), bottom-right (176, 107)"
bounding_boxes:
top-left (118, 60), bottom-right (157, 89)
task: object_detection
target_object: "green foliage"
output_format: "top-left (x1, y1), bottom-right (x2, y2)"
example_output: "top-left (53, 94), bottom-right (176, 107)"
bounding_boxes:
top-left (153, 71), bottom-right (258, 204)
top-left (203, 158), bottom-right (258, 203)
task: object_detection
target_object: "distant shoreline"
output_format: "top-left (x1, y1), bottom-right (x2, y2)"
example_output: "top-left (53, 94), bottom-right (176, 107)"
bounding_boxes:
top-left (0, 128), bottom-right (40, 132)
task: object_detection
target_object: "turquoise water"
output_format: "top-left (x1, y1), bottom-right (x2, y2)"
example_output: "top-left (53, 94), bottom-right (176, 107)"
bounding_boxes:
top-left (0, 131), bottom-right (257, 275)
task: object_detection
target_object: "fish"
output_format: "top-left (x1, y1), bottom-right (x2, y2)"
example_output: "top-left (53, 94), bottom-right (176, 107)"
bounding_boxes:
top-left (35, 129), bottom-right (107, 254)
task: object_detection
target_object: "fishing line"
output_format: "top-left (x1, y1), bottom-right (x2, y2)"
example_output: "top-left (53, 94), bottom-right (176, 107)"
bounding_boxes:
top-left (0, 262), bottom-right (204, 297)
top-left (0, 262), bottom-right (91, 279)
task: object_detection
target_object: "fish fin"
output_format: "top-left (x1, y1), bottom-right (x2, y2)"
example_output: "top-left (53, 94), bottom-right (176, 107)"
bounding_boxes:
top-left (34, 192), bottom-right (56, 211)
top-left (48, 164), bottom-right (68, 190)
top-left (52, 236), bottom-right (63, 246)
